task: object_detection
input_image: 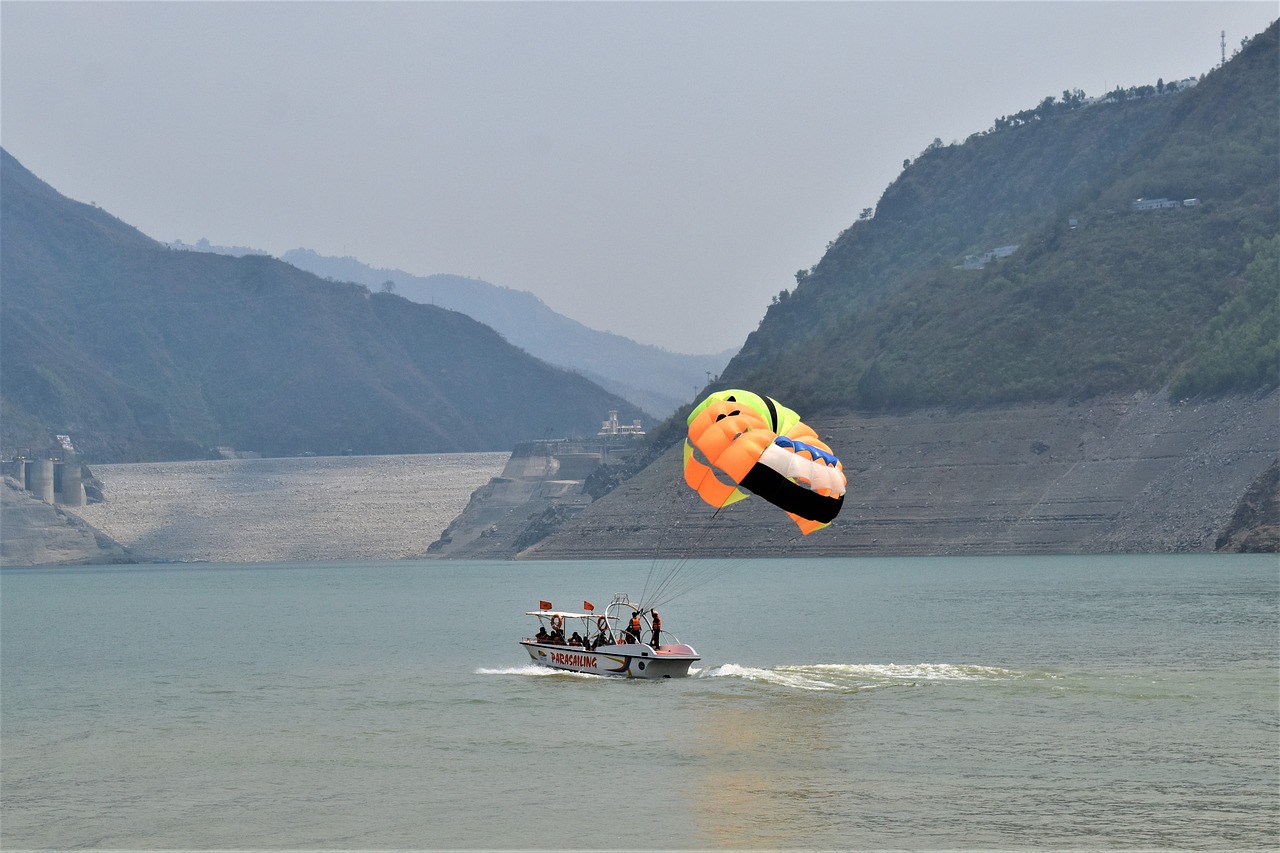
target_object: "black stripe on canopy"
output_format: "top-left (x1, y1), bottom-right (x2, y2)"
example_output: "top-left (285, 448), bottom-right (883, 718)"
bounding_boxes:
top-left (739, 462), bottom-right (844, 523)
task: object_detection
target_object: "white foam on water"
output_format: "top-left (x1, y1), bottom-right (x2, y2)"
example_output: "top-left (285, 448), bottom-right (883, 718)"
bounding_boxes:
top-left (698, 661), bottom-right (1046, 692)
top-left (819, 662), bottom-right (1026, 681)
top-left (697, 662), bottom-right (842, 691)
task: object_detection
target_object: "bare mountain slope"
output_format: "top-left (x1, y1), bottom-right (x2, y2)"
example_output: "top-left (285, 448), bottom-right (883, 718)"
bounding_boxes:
top-left (516, 391), bottom-right (1277, 559)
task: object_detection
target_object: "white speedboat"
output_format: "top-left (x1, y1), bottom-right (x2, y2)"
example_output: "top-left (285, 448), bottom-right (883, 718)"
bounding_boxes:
top-left (520, 593), bottom-right (700, 679)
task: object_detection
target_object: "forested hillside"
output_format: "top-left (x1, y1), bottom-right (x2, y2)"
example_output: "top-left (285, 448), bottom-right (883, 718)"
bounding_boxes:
top-left (520, 23), bottom-right (1278, 560)
top-left (0, 150), bottom-right (644, 462)
top-left (721, 21), bottom-right (1278, 415)
top-left (5, 23), bottom-right (1274, 467)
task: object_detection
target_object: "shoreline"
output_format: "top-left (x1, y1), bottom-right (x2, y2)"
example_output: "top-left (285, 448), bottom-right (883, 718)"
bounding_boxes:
top-left (3, 391), bottom-right (1275, 566)
top-left (2, 453), bottom-right (507, 566)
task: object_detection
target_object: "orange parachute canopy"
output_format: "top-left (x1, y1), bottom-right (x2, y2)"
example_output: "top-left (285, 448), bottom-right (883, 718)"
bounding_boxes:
top-left (683, 389), bottom-right (846, 534)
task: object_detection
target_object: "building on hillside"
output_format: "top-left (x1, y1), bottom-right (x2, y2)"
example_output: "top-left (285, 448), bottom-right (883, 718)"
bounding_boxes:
top-left (957, 244), bottom-right (1020, 270)
top-left (1131, 197), bottom-right (1183, 211)
top-left (598, 410), bottom-right (644, 437)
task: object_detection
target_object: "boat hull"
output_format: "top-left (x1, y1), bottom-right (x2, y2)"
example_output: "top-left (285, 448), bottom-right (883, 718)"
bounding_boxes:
top-left (520, 641), bottom-right (699, 679)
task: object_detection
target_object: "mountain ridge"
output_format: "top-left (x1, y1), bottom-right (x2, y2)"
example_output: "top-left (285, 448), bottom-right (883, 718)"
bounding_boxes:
top-left (277, 249), bottom-right (732, 418)
top-left (461, 21), bottom-right (1279, 558)
top-left (720, 21), bottom-right (1277, 414)
top-left (0, 149), bottom-right (645, 462)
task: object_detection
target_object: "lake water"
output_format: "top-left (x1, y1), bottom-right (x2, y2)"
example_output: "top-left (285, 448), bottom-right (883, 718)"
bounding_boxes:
top-left (2, 555), bottom-right (1276, 849)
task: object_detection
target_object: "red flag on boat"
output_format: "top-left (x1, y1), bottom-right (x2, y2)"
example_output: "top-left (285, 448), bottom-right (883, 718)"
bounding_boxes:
top-left (583, 601), bottom-right (595, 612)
top-left (539, 600), bottom-right (552, 611)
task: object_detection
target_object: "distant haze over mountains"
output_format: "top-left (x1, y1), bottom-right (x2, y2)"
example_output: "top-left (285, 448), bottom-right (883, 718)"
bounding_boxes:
top-left (3, 21), bottom-right (1274, 470)
top-left (278, 250), bottom-right (733, 419)
top-left (164, 241), bottom-right (732, 419)
top-left (1, 149), bottom-right (646, 462)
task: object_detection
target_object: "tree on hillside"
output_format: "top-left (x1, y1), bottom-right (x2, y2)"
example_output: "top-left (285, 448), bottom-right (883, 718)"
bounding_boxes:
top-left (1172, 236), bottom-right (1280, 398)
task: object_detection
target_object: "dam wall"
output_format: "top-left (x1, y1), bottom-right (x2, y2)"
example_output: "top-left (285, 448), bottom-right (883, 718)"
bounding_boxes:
top-left (4, 458), bottom-right (84, 507)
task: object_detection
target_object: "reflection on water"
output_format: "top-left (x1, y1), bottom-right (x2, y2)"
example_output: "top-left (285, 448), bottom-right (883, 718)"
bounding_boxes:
top-left (688, 687), bottom-right (850, 848)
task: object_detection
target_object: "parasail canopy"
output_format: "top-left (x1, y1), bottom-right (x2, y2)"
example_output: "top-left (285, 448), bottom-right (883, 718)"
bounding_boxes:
top-left (683, 389), bottom-right (846, 534)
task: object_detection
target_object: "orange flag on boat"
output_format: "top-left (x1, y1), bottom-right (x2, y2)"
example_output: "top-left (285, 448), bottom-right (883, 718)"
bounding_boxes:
top-left (583, 601), bottom-right (595, 612)
top-left (539, 600), bottom-right (552, 611)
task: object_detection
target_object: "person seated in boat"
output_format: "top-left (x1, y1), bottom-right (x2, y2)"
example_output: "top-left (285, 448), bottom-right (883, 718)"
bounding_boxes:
top-left (592, 631), bottom-right (612, 648)
top-left (568, 632), bottom-right (583, 647)
top-left (535, 626), bottom-right (551, 644)
top-left (625, 611), bottom-right (642, 644)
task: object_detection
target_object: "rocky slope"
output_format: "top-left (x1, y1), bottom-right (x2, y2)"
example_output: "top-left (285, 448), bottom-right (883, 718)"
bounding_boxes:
top-left (4, 393), bottom-right (1272, 565)
top-left (0, 479), bottom-right (132, 566)
top-left (1216, 460), bottom-right (1280, 553)
top-left (512, 390), bottom-right (1278, 559)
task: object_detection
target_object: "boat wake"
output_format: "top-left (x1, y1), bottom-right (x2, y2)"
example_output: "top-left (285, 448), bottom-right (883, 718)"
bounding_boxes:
top-left (695, 662), bottom-right (1055, 692)
top-left (475, 661), bottom-right (1056, 692)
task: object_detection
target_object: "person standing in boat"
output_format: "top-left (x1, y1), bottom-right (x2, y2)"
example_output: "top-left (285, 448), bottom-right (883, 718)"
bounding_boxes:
top-left (649, 610), bottom-right (661, 648)
top-left (626, 611), bottom-right (642, 644)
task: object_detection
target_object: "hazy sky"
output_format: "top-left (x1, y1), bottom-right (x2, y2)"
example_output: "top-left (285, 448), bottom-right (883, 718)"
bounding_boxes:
top-left (3, 2), bottom-right (1275, 354)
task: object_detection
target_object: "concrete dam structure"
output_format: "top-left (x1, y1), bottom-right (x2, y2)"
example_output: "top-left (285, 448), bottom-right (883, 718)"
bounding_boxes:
top-left (4, 458), bottom-right (85, 507)
top-left (0, 456), bottom-right (130, 567)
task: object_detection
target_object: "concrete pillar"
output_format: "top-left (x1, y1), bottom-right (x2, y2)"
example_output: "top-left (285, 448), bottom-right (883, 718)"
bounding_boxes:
top-left (58, 463), bottom-right (85, 507)
top-left (28, 459), bottom-right (54, 504)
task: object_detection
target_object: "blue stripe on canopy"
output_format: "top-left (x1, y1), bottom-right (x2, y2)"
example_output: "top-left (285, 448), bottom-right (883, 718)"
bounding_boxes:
top-left (773, 435), bottom-right (839, 467)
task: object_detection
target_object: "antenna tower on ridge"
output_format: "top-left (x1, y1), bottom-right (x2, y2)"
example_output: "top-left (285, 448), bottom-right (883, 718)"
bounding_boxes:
top-left (1220, 30), bottom-right (1226, 66)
